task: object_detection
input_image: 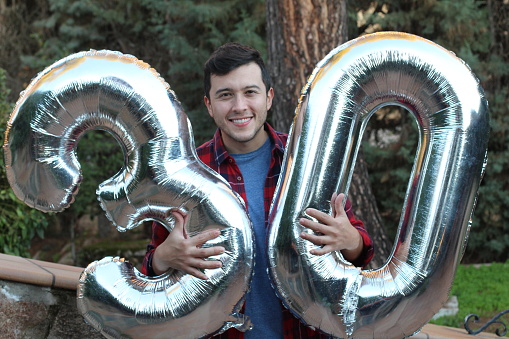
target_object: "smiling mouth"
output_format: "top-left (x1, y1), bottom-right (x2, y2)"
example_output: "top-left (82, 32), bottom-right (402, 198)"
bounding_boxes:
top-left (231, 117), bottom-right (252, 124)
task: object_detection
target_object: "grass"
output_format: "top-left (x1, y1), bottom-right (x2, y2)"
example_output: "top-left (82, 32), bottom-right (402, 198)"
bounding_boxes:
top-left (430, 261), bottom-right (509, 336)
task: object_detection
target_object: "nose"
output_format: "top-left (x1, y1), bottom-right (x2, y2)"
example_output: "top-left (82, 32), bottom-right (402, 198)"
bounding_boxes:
top-left (232, 95), bottom-right (248, 112)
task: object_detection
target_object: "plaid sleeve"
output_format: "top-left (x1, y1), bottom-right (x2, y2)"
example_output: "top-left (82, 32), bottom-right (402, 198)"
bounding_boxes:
top-left (344, 198), bottom-right (374, 268)
top-left (141, 221), bottom-right (170, 276)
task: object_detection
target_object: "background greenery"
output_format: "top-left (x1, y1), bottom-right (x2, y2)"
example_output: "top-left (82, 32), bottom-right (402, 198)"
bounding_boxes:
top-left (431, 261), bottom-right (509, 336)
top-left (0, 0), bottom-right (507, 263)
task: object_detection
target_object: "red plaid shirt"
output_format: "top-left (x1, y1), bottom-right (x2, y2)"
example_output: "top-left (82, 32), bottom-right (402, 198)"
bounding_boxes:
top-left (142, 123), bottom-right (374, 338)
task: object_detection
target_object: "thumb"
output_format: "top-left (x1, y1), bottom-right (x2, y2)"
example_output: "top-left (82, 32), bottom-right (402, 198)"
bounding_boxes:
top-left (334, 193), bottom-right (347, 217)
top-left (167, 209), bottom-right (187, 238)
top-left (330, 192), bottom-right (338, 215)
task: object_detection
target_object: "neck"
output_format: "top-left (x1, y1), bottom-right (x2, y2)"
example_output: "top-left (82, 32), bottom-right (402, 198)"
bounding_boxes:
top-left (223, 129), bottom-right (269, 154)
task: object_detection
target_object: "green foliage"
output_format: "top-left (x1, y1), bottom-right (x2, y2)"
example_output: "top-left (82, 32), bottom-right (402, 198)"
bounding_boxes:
top-left (0, 68), bottom-right (52, 256)
top-left (0, 189), bottom-right (50, 257)
top-left (431, 262), bottom-right (509, 336)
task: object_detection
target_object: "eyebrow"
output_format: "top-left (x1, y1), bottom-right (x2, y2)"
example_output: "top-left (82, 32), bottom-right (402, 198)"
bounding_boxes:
top-left (214, 85), bottom-right (262, 97)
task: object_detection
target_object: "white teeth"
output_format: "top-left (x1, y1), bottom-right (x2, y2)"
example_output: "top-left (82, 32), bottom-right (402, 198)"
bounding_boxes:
top-left (232, 117), bottom-right (251, 123)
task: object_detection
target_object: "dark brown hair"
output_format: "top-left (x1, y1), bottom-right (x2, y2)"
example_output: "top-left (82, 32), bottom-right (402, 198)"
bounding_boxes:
top-left (203, 42), bottom-right (272, 98)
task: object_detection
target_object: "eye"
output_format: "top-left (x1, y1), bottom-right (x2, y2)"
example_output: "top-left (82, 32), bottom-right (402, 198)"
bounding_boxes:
top-left (217, 92), bottom-right (232, 99)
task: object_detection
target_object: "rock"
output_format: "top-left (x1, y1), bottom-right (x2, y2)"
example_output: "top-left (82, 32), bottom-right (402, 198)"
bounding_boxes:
top-left (432, 295), bottom-right (459, 320)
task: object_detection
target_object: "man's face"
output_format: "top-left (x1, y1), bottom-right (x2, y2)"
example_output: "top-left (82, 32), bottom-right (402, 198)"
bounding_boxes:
top-left (204, 62), bottom-right (274, 154)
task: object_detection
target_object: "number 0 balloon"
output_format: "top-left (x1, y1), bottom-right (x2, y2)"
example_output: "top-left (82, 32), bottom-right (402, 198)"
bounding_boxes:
top-left (3, 50), bottom-right (254, 338)
top-left (268, 32), bottom-right (489, 338)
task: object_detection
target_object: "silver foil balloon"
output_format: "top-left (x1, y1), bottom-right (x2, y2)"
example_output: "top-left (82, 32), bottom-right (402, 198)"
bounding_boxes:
top-left (3, 50), bottom-right (254, 338)
top-left (268, 31), bottom-right (489, 338)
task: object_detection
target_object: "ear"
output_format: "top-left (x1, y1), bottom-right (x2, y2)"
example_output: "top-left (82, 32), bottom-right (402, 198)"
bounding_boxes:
top-left (266, 87), bottom-right (274, 110)
top-left (204, 96), bottom-right (213, 117)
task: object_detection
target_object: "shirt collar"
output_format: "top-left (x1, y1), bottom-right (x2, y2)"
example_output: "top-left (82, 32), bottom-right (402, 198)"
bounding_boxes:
top-left (212, 122), bottom-right (286, 164)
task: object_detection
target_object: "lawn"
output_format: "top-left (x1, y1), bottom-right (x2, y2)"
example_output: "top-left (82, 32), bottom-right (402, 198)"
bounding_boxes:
top-left (430, 261), bottom-right (509, 337)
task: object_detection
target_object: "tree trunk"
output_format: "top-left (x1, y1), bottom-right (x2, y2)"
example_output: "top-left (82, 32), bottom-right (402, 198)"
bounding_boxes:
top-left (266, 0), bottom-right (391, 267)
top-left (488, 0), bottom-right (509, 91)
top-left (266, 0), bottom-right (347, 131)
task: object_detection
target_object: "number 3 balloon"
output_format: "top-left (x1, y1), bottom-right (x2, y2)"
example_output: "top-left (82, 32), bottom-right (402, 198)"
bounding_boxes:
top-left (268, 32), bottom-right (489, 338)
top-left (3, 50), bottom-right (254, 338)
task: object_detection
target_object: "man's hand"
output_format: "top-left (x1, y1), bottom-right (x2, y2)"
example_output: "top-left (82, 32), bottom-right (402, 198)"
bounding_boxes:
top-left (152, 211), bottom-right (225, 280)
top-left (299, 193), bottom-right (363, 262)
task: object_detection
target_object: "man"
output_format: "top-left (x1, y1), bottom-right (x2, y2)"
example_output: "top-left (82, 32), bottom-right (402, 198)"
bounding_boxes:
top-left (142, 42), bottom-right (374, 338)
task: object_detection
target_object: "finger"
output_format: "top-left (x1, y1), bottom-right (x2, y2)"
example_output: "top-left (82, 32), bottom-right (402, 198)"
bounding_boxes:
top-left (194, 245), bottom-right (226, 258)
top-left (190, 257), bottom-right (223, 270)
top-left (184, 267), bottom-right (209, 280)
top-left (309, 245), bottom-right (334, 256)
top-left (331, 192), bottom-right (338, 215)
top-left (299, 231), bottom-right (330, 245)
top-left (334, 193), bottom-right (346, 217)
top-left (187, 258), bottom-right (223, 280)
top-left (191, 228), bottom-right (222, 247)
top-left (169, 210), bottom-right (187, 237)
top-left (299, 217), bottom-right (327, 233)
top-left (303, 208), bottom-right (334, 227)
